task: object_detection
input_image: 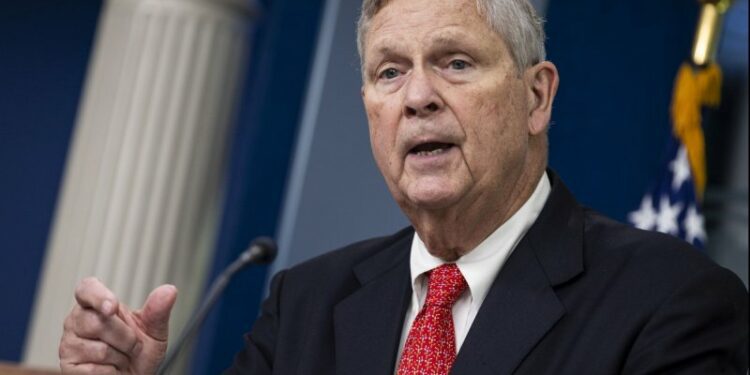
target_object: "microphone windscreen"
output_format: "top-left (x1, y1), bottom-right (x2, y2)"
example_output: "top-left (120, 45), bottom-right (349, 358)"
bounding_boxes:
top-left (248, 236), bottom-right (277, 264)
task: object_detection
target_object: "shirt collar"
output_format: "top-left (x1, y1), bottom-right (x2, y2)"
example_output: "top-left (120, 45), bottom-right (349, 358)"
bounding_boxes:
top-left (409, 172), bottom-right (551, 307)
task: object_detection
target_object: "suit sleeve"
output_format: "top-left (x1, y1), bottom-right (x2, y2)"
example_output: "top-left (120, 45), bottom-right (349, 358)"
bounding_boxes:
top-left (224, 270), bottom-right (287, 375)
top-left (622, 266), bottom-right (749, 374)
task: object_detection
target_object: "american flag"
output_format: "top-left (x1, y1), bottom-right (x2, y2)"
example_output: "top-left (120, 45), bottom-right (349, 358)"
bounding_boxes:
top-left (628, 134), bottom-right (706, 249)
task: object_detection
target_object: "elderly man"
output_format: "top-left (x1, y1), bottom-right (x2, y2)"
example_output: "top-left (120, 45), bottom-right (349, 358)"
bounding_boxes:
top-left (59, 0), bottom-right (748, 373)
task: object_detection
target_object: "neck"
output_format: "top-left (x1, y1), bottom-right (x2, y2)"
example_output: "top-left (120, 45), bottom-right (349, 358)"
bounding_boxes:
top-left (408, 158), bottom-right (546, 262)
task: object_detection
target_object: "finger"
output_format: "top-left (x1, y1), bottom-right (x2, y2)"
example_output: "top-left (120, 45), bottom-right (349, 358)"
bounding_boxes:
top-left (65, 305), bottom-right (138, 356)
top-left (74, 277), bottom-right (119, 317)
top-left (59, 333), bottom-right (130, 371)
top-left (137, 284), bottom-right (178, 341)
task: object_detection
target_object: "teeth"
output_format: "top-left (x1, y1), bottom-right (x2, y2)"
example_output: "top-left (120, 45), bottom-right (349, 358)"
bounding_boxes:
top-left (416, 148), bottom-right (445, 156)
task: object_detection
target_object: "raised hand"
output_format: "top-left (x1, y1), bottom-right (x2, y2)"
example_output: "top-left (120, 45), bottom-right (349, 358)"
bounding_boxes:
top-left (59, 277), bottom-right (178, 374)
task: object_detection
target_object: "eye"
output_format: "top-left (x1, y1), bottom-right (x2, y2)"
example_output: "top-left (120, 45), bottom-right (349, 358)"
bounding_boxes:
top-left (449, 59), bottom-right (469, 70)
top-left (379, 67), bottom-right (401, 80)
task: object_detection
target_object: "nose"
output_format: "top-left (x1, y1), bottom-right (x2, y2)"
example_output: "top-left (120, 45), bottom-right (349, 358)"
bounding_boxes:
top-left (403, 68), bottom-right (443, 118)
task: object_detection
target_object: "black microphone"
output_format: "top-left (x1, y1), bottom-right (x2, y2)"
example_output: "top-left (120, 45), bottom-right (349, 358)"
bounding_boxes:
top-left (156, 237), bottom-right (277, 375)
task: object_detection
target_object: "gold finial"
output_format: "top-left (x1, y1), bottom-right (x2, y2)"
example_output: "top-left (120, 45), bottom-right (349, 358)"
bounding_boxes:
top-left (692, 0), bottom-right (732, 66)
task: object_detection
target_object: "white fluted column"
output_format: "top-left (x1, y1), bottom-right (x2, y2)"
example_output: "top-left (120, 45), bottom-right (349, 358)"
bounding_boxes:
top-left (24, 0), bottom-right (253, 367)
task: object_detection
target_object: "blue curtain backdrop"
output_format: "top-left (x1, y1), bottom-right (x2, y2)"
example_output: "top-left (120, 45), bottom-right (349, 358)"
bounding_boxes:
top-left (545, 0), bottom-right (698, 221)
top-left (0, 1), bottom-right (102, 361)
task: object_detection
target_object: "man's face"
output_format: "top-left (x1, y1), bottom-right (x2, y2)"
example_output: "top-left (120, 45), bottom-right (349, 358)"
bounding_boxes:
top-left (362, 0), bottom-right (536, 216)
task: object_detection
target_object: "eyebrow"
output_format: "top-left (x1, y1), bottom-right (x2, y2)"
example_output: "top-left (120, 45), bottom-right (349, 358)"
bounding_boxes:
top-left (369, 41), bottom-right (407, 61)
top-left (429, 33), bottom-right (468, 49)
top-left (364, 30), bottom-right (481, 75)
top-left (364, 41), bottom-right (408, 73)
top-left (369, 32), bottom-right (468, 59)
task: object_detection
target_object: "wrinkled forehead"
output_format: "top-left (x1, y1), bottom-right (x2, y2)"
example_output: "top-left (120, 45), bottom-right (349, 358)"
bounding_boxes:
top-left (361, 0), bottom-right (489, 57)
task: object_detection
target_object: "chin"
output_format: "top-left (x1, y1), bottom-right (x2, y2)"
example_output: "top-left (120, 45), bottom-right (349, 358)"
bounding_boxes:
top-left (391, 176), bottom-right (468, 212)
top-left (405, 187), bottom-right (461, 211)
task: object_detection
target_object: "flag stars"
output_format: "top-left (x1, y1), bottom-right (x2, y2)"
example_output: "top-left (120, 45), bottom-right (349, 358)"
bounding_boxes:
top-left (656, 196), bottom-right (683, 236)
top-left (684, 204), bottom-right (706, 244)
top-left (629, 195), bottom-right (657, 230)
top-left (628, 137), bottom-right (705, 248)
top-left (669, 146), bottom-right (692, 191)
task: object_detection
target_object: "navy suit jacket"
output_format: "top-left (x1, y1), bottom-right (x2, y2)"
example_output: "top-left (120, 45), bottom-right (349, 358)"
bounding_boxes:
top-left (226, 172), bottom-right (748, 374)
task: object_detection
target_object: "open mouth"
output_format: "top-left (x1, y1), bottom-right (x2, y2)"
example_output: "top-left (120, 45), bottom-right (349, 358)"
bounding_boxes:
top-left (409, 142), bottom-right (455, 156)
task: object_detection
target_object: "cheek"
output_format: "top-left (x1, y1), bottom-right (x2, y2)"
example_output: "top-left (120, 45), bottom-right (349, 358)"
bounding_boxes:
top-left (464, 91), bottom-right (509, 149)
top-left (369, 125), bottom-right (388, 165)
top-left (460, 84), bottom-right (528, 172)
top-left (367, 108), bottom-right (398, 173)
top-left (476, 80), bottom-right (526, 135)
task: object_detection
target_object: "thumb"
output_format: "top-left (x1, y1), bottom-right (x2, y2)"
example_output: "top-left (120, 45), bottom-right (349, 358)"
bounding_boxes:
top-left (139, 284), bottom-right (178, 341)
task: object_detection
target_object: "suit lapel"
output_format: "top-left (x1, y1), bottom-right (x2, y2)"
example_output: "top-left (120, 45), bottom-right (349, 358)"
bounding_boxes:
top-left (450, 239), bottom-right (565, 374)
top-left (332, 171), bottom-right (584, 375)
top-left (334, 231), bottom-right (413, 375)
top-left (452, 171), bottom-right (585, 374)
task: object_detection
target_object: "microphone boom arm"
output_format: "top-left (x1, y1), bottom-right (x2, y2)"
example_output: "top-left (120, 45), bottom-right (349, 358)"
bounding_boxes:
top-left (156, 237), bottom-right (277, 374)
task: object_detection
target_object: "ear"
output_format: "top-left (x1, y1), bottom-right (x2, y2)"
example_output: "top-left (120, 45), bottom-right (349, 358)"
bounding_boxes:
top-left (524, 61), bottom-right (559, 135)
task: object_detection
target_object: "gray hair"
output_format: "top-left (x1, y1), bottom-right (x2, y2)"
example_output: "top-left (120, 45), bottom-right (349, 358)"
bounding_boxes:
top-left (356, 0), bottom-right (546, 71)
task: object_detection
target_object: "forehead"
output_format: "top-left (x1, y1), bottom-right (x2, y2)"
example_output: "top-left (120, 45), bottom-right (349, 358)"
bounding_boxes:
top-left (364, 0), bottom-right (496, 58)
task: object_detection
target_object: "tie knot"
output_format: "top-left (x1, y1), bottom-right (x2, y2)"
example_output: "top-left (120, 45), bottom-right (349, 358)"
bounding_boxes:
top-left (425, 264), bottom-right (467, 308)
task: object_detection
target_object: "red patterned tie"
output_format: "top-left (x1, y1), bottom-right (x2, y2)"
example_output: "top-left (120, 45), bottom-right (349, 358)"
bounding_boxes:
top-left (398, 263), bottom-right (468, 375)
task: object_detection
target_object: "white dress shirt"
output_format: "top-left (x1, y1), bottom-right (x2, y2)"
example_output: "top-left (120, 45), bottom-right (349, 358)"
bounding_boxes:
top-left (395, 173), bottom-right (551, 365)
